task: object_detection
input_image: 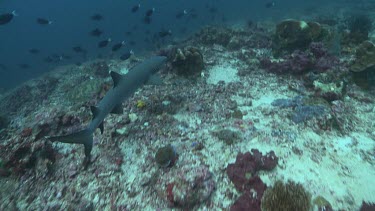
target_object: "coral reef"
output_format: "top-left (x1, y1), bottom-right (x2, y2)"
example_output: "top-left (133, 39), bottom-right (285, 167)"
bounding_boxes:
top-left (195, 25), bottom-right (271, 49)
top-left (147, 94), bottom-right (184, 115)
top-left (89, 61), bottom-right (110, 78)
top-left (261, 42), bottom-right (340, 75)
top-left (271, 96), bottom-right (330, 124)
top-left (156, 165), bottom-right (215, 209)
top-left (198, 26), bottom-right (233, 46)
top-left (170, 46), bottom-right (204, 76)
top-left (211, 129), bottom-right (241, 145)
top-left (155, 145), bottom-right (177, 167)
top-left (313, 80), bottom-right (344, 101)
top-left (350, 41), bottom-right (375, 89)
top-left (0, 114), bottom-right (9, 130)
top-left (344, 14), bottom-right (373, 44)
top-left (226, 149), bottom-right (278, 210)
top-left (360, 201), bottom-right (375, 211)
top-left (0, 76), bottom-right (58, 115)
top-left (351, 41), bottom-right (375, 73)
top-left (0, 22), bottom-right (374, 210)
top-left (292, 104), bottom-right (327, 124)
top-left (272, 19), bottom-right (326, 55)
top-left (313, 195), bottom-right (333, 211)
top-left (4, 141), bottom-right (56, 177)
top-left (261, 180), bottom-right (311, 211)
top-left (66, 77), bottom-right (103, 103)
top-left (230, 176), bottom-right (266, 211)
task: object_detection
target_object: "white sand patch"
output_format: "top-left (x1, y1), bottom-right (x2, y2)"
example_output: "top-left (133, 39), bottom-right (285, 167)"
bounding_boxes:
top-left (206, 64), bottom-right (239, 85)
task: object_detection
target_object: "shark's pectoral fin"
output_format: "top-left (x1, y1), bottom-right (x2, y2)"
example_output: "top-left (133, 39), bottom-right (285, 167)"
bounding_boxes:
top-left (99, 122), bottom-right (104, 134)
top-left (111, 104), bottom-right (123, 114)
top-left (110, 71), bottom-right (123, 88)
top-left (147, 74), bottom-right (164, 85)
top-left (90, 106), bottom-right (100, 119)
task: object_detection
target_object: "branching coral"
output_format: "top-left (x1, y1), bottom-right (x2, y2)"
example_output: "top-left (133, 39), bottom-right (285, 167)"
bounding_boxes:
top-left (261, 180), bottom-right (311, 211)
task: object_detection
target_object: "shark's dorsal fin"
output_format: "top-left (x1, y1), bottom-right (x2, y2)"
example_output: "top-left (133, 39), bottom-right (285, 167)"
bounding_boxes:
top-left (99, 122), bottom-right (104, 134)
top-left (90, 106), bottom-right (100, 119)
top-left (110, 71), bottom-right (122, 88)
top-left (111, 104), bottom-right (123, 114)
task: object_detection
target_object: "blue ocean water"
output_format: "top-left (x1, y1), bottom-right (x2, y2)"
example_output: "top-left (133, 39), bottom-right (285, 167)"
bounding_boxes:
top-left (0, 0), bottom-right (374, 210)
top-left (0, 0), bottom-right (334, 88)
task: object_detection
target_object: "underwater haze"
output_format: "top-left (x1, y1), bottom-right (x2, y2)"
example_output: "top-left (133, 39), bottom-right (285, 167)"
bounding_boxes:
top-left (0, 0), bottom-right (375, 210)
top-left (1, 0), bottom-right (337, 89)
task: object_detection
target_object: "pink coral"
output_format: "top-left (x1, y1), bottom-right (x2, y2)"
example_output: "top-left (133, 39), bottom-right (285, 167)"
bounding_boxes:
top-left (226, 149), bottom-right (278, 210)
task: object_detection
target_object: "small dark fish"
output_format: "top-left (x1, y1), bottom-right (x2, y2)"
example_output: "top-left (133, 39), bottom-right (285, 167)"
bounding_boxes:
top-left (112, 41), bottom-right (125, 52)
top-left (90, 28), bottom-right (103, 37)
top-left (91, 14), bottom-right (103, 21)
top-left (143, 16), bottom-right (151, 24)
top-left (265, 2), bottom-right (275, 8)
top-left (175, 10), bottom-right (187, 19)
top-left (158, 29), bottom-right (172, 38)
top-left (120, 50), bottom-right (134, 61)
top-left (125, 31), bottom-right (132, 36)
top-left (98, 38), bottom-right (111, 48)
top-left (131, 4), bottom-right (141, 13)
top-left (0, 11), bottom-right (17, 25)
top-left (44, 54), bottom-right (62, 63)
top-left (29, 48), bottom-right (39, 54)
top-left (73, 46), bottom-right (85, 53)
top-left (145, 8), bottom-right (155, 17)
top-left (37, 18), bottom-right (52, 25)
top-left (19, 64), bottom-right (30, 69)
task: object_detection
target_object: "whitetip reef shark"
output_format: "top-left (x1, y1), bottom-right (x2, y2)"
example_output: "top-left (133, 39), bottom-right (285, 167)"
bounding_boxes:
top-left (48, 56), bottom-right (167, 166)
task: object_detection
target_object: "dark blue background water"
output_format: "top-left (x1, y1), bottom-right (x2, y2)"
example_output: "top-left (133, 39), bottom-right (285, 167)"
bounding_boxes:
top-left (0, 0), bottom-right (344, 89)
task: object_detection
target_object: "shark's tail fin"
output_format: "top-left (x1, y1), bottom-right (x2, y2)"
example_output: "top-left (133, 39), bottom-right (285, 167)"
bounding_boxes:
top-left (48, 129), bottom-right (93, 161)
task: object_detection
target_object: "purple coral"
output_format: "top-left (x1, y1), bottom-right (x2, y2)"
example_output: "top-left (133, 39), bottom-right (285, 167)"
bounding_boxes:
top-left (310, 42), bottom-right (339, 72)
top-left (260, 50), bottom-right (312, 74)
top-left (261, 42), bottom-right (340, 74)
top-left (158, 165), bottom-right (215, 209)
top-left (309, 42), bottom-right (328, 58)
top-left (226, 149), bottom-right (278, 210)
